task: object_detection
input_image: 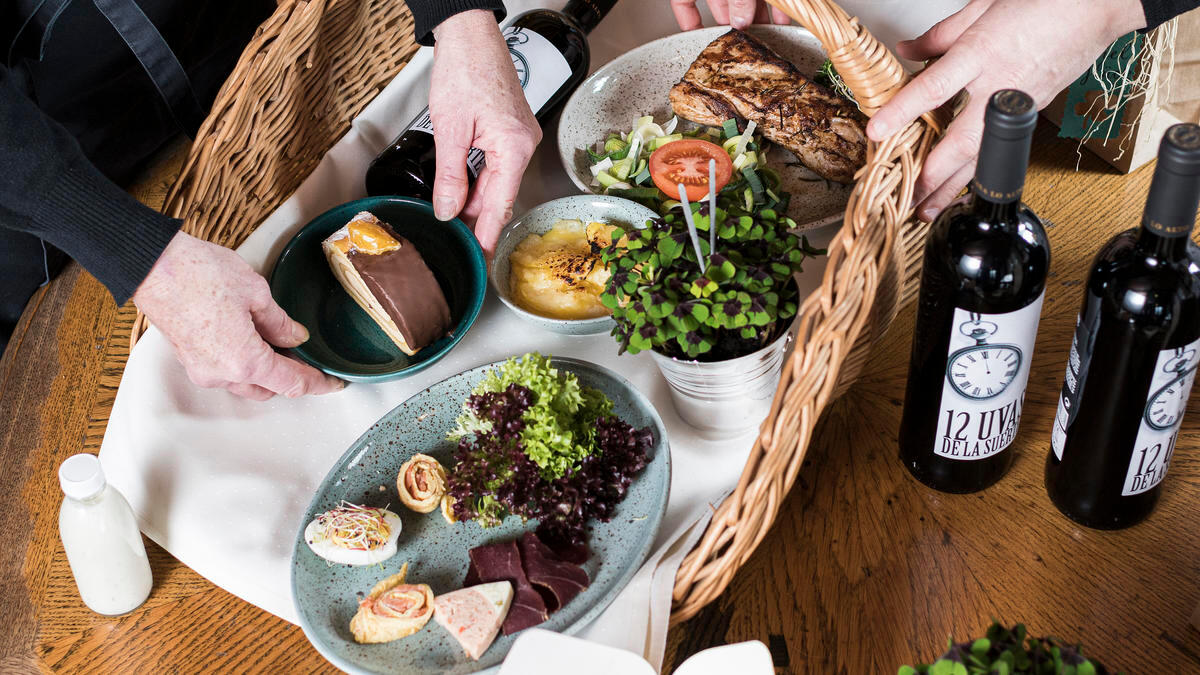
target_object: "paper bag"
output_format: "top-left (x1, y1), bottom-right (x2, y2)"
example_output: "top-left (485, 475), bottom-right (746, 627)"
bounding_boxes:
top-left (1043, 9), bottom-right (1200, 173)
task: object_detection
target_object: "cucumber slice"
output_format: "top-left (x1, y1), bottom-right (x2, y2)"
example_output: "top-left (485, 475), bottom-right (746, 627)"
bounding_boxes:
top-left (608, 187), bottom-right (662, 200)
top-left (611, 156), bottom-right (635, 180)
top-left (742, 167), bottom-right (765, 204)
top-left (650, 133), bottom-right (683, 150)
top-left (596, 171), bottom-right (622, 188)
top-left (604, 138), bottom-right (628, 154)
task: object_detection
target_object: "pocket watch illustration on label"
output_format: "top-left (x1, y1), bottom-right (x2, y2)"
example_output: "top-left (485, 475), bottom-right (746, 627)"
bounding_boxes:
top-left (505, 30), bottom-right (532, 87)
top-left (945, 313), bottom-right (1023, 401)
top-left (1144, 347), bottom-right (1197, 431)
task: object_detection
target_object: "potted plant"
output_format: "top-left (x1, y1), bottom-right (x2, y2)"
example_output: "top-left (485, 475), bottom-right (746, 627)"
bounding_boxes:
top-left (899, 623), bottom-right (1115, 675)
top-left (599, 199), bottom-right (823, 436)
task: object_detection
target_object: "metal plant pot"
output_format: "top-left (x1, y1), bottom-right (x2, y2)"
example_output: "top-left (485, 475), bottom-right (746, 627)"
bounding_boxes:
top-left (649, 319), bottom-right (794, 438)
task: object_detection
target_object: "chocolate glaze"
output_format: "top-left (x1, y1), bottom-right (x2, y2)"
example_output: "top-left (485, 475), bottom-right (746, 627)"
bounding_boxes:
top-left (348, 228), bottom-right (451, 352)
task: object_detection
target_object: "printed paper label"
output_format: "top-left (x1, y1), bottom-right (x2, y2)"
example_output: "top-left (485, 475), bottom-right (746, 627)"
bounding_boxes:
top-left (406, 26), bottom-right (572, 176)
top-left (934, 293), bottom-right (1044, 461)
top-left (1120, 337), bottom-right (1200, 495)
top-left (1051, 312), bottom-right (1095, 460)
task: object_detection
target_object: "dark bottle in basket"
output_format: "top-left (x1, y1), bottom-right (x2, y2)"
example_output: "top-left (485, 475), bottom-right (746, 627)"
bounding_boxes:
top-left (365, 0), bottom-right (616, 199)
top-left (897, 90), bottom-right (1050, 493)
top-left (1045, 124), bottom-right (1200, 529)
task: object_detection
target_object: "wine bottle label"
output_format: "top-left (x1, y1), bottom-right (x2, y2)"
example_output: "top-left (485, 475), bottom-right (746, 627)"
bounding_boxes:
top-left (933, 293), bottom-right (1044, 461)
top-left (1119, 337), bottom-right (1200, 495)
top-left (405, 26), bottom-right (573, 177)
top-left (1051, 312), bottom-right (1096, 460)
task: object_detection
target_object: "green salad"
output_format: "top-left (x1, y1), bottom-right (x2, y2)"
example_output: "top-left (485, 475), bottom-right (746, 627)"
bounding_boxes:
top-left (584, 114), bottom-right (789, 216)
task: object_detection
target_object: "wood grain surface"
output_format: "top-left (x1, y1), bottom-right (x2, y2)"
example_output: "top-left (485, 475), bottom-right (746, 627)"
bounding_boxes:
top-left (2, 125), bottom-right (1199, 674)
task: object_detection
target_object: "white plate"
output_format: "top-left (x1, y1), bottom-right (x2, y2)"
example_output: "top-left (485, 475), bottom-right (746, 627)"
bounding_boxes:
top-left (557, 26), bottom-right (853, 230)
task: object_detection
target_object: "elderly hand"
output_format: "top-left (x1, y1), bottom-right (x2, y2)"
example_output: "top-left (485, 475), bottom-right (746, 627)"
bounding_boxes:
top-left (429, 9), bottom-right (541, 256)
top-left (867, 0), bottom-right (1147, 222)
top-left (670, 0), bottom-right (790, 30)
top-left (132, 231), bottom-right (345, 400)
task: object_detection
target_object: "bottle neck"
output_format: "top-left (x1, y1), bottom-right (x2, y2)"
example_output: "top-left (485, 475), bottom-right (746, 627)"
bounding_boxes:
top-left (968, 116), bottom-right (1033, 222)
top-left (561, 0), bottom-right (616, 33)
top-left (1136, 226), bottom-right (1190, 259)
top-left (65, 484), bottom-right (107, 505)
top-left (967, 190), bottom-right (1020, 223)
top-left (1138, 156), bottom-right (1199, 258)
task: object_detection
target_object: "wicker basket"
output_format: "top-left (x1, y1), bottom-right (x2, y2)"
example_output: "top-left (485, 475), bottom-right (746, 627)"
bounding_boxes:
top-left (131, 0), bottom-right (943, 624)
top-left (670, 0), bottom-right (944, 622)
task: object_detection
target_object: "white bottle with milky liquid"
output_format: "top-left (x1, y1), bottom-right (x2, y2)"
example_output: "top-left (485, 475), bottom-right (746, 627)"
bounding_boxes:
top-left (58, 454), bottom-right (152, 615)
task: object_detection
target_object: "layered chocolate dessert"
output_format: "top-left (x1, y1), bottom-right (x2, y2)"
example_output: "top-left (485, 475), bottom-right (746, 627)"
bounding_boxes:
top-left (322, 212), bottom-right (451, 355)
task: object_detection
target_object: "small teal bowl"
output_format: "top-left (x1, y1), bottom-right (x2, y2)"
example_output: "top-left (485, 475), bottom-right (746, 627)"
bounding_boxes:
top-left (269, 197), bottom-right (486, 382)
top-left (491, 195), bottom-right (659, 336)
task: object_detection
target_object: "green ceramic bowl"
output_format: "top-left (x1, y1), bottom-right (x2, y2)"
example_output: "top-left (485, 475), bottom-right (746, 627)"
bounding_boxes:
top-left (269, 197), bottom-right (486, 382)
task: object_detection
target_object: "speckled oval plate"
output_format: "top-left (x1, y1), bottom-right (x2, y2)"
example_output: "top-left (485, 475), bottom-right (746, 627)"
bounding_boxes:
top-left (291, 357), bottom-right (670, 674)
top-left (558, 25), bottom-right (852, 230)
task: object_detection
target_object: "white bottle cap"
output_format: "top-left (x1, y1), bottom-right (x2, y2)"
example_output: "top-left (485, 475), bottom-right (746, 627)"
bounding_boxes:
top-left (59, 454), bottom-right (106, 500)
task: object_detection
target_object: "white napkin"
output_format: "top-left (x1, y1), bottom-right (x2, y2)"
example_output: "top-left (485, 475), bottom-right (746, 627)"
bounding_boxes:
top-left (499, 629), bottom-right (773, 675)
top-left (98, 0), bottom-right (964, 671)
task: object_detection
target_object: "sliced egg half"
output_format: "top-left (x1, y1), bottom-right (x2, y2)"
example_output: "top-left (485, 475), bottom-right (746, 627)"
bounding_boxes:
top-left (304, 508), bottom-right (403, 566)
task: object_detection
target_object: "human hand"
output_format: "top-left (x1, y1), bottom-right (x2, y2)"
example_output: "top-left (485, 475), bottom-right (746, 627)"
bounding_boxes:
top-left (867, 0), bottom-right (1147, 221)
top-left (429, 9), bottom-right (541, 257)
top-left (132, 231), bottom-right (345, 400)
top-left (670, 0), bottom-right (790, 30)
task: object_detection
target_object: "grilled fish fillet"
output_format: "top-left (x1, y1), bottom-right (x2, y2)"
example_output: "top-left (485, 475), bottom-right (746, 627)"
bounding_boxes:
top-left (669, 30), bottom-right (867, 183)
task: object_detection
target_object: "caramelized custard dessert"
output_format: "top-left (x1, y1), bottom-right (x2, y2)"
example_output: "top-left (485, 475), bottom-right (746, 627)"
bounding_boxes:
top-left (509, 219), bottom-right (620, 320)
top-left (322, 212), bottom-right (451, 354)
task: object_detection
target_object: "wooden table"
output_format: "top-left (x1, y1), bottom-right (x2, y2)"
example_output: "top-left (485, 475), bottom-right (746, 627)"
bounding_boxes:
top-left (3, 126), bottom-right (1199, 673)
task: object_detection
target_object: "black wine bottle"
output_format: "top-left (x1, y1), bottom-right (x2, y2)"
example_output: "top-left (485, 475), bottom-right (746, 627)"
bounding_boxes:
top-left (365, 0), bottom-right (615, 199)
top-left (1045, 123), bottom-right (1200, 529)
top-left (897, 90), bottom-right (1051, 493)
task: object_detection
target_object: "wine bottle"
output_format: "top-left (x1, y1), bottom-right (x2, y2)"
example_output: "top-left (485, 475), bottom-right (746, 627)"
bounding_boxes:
top-left (897, 90), bottom-right (1050, 493)
top-left (1045, 123), bottom-right (1200, 529)
top-left (365, 0), bottom-right (616, 199)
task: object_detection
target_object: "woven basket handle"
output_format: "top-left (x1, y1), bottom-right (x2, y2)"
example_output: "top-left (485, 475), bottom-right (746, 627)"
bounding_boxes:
top-left (771, 0), bottom-right (947, 130)
top-left (669, 0), bottom-right (943, 623)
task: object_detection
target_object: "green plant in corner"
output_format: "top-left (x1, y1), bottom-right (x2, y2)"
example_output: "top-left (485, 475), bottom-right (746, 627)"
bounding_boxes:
top-left (599, 203), bottom-right (823, 361)
top-left (898, 623), bottom-right (1117, 675)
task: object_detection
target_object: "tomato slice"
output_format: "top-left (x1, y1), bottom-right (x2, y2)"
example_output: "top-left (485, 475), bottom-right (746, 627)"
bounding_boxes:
top-left (649, 139), bottom-right (734, 202)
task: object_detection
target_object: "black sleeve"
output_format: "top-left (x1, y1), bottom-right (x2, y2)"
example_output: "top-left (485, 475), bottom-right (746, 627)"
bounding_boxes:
top-left (0, 64), bottom-right (180, 305)
top-left (1141, 0), bottom-right (1200, 29)
top-left (407, 0), bottom-right (507, 46)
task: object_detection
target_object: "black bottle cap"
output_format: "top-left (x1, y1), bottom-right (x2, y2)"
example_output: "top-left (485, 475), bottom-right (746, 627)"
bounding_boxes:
top-left (971, 90), bottom-right (1037, 204)
top-left (1143, 123), bottom-right (1200, 238)
top-left (561, 0), bottom-right (617, 34)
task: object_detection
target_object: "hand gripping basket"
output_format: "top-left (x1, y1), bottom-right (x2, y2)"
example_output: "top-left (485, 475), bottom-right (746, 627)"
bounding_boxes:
top-left (131, 0), bottom-right (944, 624)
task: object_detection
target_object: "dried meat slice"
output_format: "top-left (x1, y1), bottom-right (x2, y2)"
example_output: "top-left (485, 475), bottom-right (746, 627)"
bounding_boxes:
top-left (519, 532), bottom-right (589, 612)
top-left (466, 540), bottom-right (549, 635)
top-left (534, 523), bottom-right (590, 565)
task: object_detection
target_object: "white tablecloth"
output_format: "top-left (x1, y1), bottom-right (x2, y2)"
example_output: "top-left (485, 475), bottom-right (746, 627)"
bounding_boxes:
top-left (98, 0), bottom-right (964, 670)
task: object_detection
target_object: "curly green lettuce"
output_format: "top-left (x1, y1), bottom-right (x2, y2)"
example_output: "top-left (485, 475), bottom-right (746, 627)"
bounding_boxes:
top-left (448, 353), bottom-right (613, 479)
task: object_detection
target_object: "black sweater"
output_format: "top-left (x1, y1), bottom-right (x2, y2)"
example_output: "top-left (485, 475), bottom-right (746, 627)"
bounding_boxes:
top-left (0, 0), bottom-right (503, 305)
top-left (0, 0), bottom-right (1192, 305)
